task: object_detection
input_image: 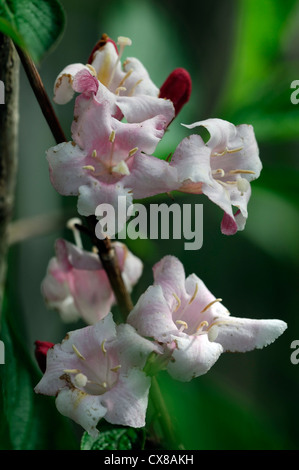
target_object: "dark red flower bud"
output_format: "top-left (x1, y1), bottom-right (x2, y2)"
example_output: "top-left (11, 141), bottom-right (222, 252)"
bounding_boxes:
top-left (35, 340), bottom-right (54, 373)
top-left (87, 33), bottom-right (118, 65)
top-left (159, 68), bottom-right (192, 118)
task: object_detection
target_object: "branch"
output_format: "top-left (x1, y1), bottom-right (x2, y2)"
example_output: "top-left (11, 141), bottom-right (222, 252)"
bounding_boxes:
top-left (15, 45), bottom-right (66, 144)
top-left (0, 34), bottom-right (19, 317)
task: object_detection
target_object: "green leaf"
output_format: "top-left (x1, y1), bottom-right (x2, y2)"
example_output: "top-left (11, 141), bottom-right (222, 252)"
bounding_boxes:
top-left (0, 307), bottom-right (78, 450)
top-left (0, 0), bottom-right (65, 62)
top-left (80, 428), bottom-right (142, 451)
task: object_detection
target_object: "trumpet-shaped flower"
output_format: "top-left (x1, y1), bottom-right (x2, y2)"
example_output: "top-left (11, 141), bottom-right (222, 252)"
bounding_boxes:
top-left (35, 313), bottom-right (159, 437)
top-left (172, 119), bottom-right (262, 234)
top-left (125, 118), bottom-right (262, 234)
top-left (42, 238), bottom-right (142, 324)
top-left (53, 33), bottom-right (175, 125)
top-left (47, 92), bottom-right (174, 221)
top-left (127, 256), bottom-right (287, 382)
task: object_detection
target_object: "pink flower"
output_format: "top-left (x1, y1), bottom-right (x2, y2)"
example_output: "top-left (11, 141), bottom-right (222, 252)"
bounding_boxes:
top-left (42, 238), bottom-right (142, 324)
top-left (126, 118), bottom-right (262, 234)
top-left (172, 118), bottom-right (262, 234)
top-left (127, 256), bottom-right (287, 382)
top-left (47, 91), bottom-right (173, 219)
top-left (53, 34), bottom-right (175, 125)
top-left (35, 313), bottom-right (159, 437)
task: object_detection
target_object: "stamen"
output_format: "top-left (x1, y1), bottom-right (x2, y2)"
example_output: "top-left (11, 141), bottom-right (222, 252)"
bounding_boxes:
top-left (101, 340), bottom-right (107, 354)
top-left (63, 369), bottom-right (81, 374)
top-left (110, 365), bottom-right (122, 373)
top-left (200, 298), bottom-right (222, 314)
top-left (128, 147), bottom-right (138, 157)
top-left (117, 68), bottom-right (133, 89)
top-left (107, 36), bottom-right (132, 88)
top-left (211, 146), bottom-right (243, 157)
top-left (82, 165), bottom-right (95, 172)
top-left (196, 320), bottom-right (209, 332)
top-left (128, 79), bottom-right (143, 96)
top-left (67, 217), bottom-right (83, 249)
top-left (72, 344), bottom-right (86, 360)
top-left (102, 381), bottom-right (107, 389)
top-left (176, 320), bottom-right (188, 332)
top-left (109, 130), bottom-right (116, 143)
top-left (115, 86), bottom-right (126, 95)
top-left (74, 373), bottom-right (88, 388)
top-left (229, 169), bottom-right (255, 175)
top-left (212, 168), bottom-right (225, 177)
top-left (172, 293), bottom-right (181, 312)
top-left (118, 36), bottom-right (132, 47)
top-left (92, 149), bottom-right (98, 158)
top-left (189, 283), bottom-right (199, 304)
top-left (227, 146), bottom-right (243, 154)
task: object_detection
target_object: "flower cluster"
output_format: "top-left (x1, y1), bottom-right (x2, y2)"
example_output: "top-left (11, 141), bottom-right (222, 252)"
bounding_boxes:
top-left (35, 34), bottom-right (287, 439)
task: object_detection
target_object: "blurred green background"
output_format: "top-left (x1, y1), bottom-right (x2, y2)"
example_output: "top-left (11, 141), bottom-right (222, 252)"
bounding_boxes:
top-left (1, 0), bottom-right (299, 450)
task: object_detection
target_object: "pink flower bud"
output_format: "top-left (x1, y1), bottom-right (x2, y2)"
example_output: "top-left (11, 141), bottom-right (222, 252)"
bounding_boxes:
top-left (159, 68), bottom-right (192, 117)
top-left (34, 340), bottom-right (54, 373)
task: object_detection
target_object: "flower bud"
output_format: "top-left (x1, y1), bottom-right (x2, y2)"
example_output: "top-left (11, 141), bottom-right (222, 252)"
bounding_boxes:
top-left (159, 68), bottom-right (192, 117)
top-left (34, 340), bottom-right (54, 373)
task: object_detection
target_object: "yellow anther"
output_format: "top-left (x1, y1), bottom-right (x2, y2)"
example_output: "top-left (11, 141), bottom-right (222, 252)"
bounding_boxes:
top-left (101, 340), bottom-right (107, 354)
top-left (72, 344), bottom-right (86, 360)
top-left (227, 146), bottom-right (243, 154)
top-left (102, 381), bottom-right (107, 389)
top-left (176, 320), bottom-right (188, 331)
top-left (109, 130), bottom-right (116, 143)
top-left (82, 165), bottom-right (96, 172)
top-left (172, 293), bottom-right (181, 312)
top-left (189, 283), bottom-right (199, 304)
top-left (117, 36), bottom-right (132, 47)
top-left (212, 168), bottom-right (225, 177)
top-left (229, 169), bottom-right (255, 175)
top-left (110, 365), bottom-right (122, 373)
top-left (115, 86), bottom-right (127, 95)
top-left (63, 369), bottom-right (81, 374)
top-left (196, 320), bottom-right (209, 332)
top-left (92, 149), bottom-right (98, 158)
top-left (200, 298), bottom-right (223, 314)
top-left (128, 147), bottom-right (139, 157)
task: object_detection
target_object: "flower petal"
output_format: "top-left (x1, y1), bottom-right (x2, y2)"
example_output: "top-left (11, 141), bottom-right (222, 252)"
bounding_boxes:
top-left (127, 285), bottom-right (177, 342)
top-left (56, 388), bottom-right (106, 437)
top-left (102, 368), bottom-right (151, 428)
top-left (214, 316), bottom-right (287, 352)
top-left (54, 64), bottom-right (89, 104)
top-left (123, 154), bottom-right (179, 199)
top-left (46, 142), bottom-right (90, 196)
top-left (167, 334), bottom-right (223, 382)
